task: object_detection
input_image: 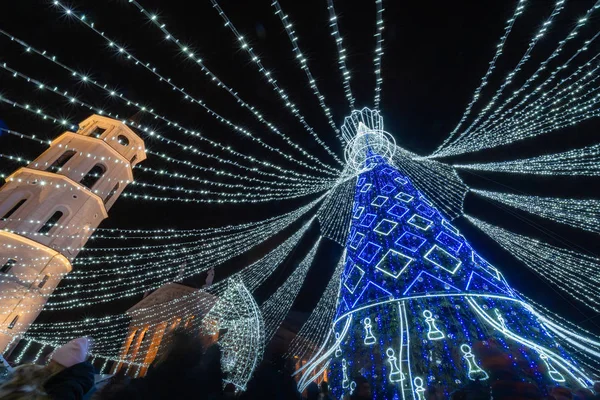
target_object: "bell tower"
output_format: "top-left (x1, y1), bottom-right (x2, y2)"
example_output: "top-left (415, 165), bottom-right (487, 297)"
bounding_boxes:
top-left (0, 115), bottom-right (146, 349)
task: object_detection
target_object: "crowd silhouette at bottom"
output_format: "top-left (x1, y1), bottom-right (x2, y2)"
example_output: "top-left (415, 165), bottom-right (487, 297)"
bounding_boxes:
top-left (0, 331), bottom-right (598, 400)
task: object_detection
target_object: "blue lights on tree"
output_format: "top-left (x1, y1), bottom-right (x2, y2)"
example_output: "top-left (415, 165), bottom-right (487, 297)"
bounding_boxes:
top-left (327, 110), bottom-right (592, 399)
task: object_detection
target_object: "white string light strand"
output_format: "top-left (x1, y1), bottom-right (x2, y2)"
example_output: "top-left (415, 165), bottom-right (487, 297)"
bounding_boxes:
top-left (517, 293), bottom-right (600, 373)
top-left (33, 6), bottom-right (342, 178)
top-left (454, 143), bottom-right (600, 176)
top-left (0, 92), bottom-right (338, 203)
top-left (0, 57), bottom-right (337, 182)
top-left (432, 0), bottom-right (526, 154)
top-left (285, 249), bottom-right (345, 361)
top-left (207, 0), bottom-right (343, 166)
top-left (464, 27), bottom-right (600, 146)
top-left (433, 1), bottom-right (600, 158)
top-left (442, 0), bottom-right (565, 149)
top-left (33, 197), bottom-right (325, 310)
top-left (373, 0), bottom-right (384, 110)
top-left (326, 0), bottom-right (355, 111)
top-left (475, 54), bottom-right (600, 141)
top-left (0, 96), bottom-right (332, 193)
top-left (316, 176), bottom-right (355, 245)
top-left (0, 146), bottom-right (332, 202)
top-left (472, 189), bottom-right (600, 234)
top-left (393, 149), bottom-right (468, 219)
top-left (118, 0), bottom-right (344, 170)
top-left (261, 237), bottom-right (321, 342)
top-left (21, 219), bottom-right (317, 360)
top-left (466, 214), bottom-right (600, 313)
top-left (271, 0), bottom-right (340, 137)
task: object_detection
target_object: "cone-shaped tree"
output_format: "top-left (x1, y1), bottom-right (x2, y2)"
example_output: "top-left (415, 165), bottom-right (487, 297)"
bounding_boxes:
top-left (327, 109), bottom-right (592, 399)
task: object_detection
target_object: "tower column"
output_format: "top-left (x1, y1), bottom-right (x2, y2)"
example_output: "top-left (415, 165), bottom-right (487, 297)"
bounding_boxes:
top-left (0, 115), bottom-right (146, 349)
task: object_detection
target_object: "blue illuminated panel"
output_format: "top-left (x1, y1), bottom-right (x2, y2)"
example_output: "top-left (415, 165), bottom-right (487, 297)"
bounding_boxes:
top-left (394, 192), bottom-right (413, 203)
top-left (387, 204), bottom-right (409, 219)
top-left (407, 214), bottom-right (433, 231)
top-left (435, 231), bottom-right (463, 254)
top-left (374, 219), bottom-right (398, 235)
top-left (394, 231), bottom-right (427, 252)
top-left (371, 196), bottom-right (389, 207)
top-left (358, 242), bottom-right (383, 264)
top-left (360, 213), bottom-right (377, 228)
top-left (424, 245), bottom-right (462, 274)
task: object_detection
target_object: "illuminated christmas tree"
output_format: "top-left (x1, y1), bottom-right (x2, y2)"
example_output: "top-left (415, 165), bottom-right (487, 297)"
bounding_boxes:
top-left (327, 109), bottom-right (593, 399)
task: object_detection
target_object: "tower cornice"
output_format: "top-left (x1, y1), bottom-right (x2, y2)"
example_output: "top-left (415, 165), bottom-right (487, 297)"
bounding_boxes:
top-left (5, 167), bottom-right (109, 219)
top-left (49, 132), bottom-right (135, 181)
top-left (0, 231), bottom-right (72, 273)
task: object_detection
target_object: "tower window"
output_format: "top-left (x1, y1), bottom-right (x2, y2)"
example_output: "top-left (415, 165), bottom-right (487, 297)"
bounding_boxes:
top-left (47, 150), bottom-right (76, 173)
top-left (91, 127), bottom-right (106, 138)
top-left (7, 315), bottom-right (19, 330)
top-left (80, 164), bottom-right (106, 189)
top-left (1, 259), bottom-right (16, 273)
top-left (117, 135), bottom-right (130, 146)
top-left (38, 274), bottom-right (50, 289)
top-left (105, 183), bottom-right (120, 204)
top-left (38, 211), bottom-right (64, 235)
top-left (1, 199), bottom-right (27, 221)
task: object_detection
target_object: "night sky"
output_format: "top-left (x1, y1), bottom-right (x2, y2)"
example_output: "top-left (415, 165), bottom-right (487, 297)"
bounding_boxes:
top-left (1, 1), bottom-right (599, 335)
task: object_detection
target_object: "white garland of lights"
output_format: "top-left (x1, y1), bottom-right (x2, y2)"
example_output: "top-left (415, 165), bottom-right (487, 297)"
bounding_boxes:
top-left (0, 147), bottom-right (330, 203)
top-left (0, 93), bottom-right (334, 192)
top-left (1, 195), bottom-right (319, 275)
top-left (316, 177), bottom-right (355, 245)
top-left (285, 250), bottom-right (345, 361)
top-left (0, 99), bottom-right (335, 204)
top-left (1, 197), bottom-right (324, 313)
top-left (21, 219), bottom-right (316, 365)
top-left (470, 29), bottom-right (600, 142)
top-left (454, 143), bottom-right (600, 176)
top-left (0, 60), bottom-right (337, 181)
top-left (209, 0), bottom-right (343, 166)
top-left (48, 206), bottom-right (321, 307)
top-left (478, 55), bottom-right (600, 141)
top-left (120, 0), bottom-right (343, 168)
top-left (472, 189), bottom-right (600, 234)
top-left (433, 0), bottom-right (600, 158)
top-left (44, 3), bottom-right (342, 175)
top-left (326, 0), bottom-right (355, 110)
top-left (271, 0), bottom-right (340, 137)
top-left (394, 149), bottom-right (468, 219)
top-left (433, 0), bottom-right (526, 154)
top-left (447, 0), bottom-right (565, 145)
top-left (467, 215), bottom-right (600, 312)
top-left (373, 0), bottom-right (385, 110)
top-left (519, 293), bottom-right (600, 374)
top-left (0, 124), bottom-right (330, 188)
top-left (261, 237), bottom-right (321, 342)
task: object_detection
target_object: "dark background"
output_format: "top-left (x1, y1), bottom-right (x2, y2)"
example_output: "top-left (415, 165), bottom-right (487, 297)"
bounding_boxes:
top-left (0, 0), bottom-right (599, 335)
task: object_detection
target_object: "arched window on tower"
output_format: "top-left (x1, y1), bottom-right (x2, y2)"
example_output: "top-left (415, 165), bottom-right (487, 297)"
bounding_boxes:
top-left (38, 274), bottom-right (50, 289)
top-left (117, 135), bottom-right (130, 146)
top-left (1, 259), bottom-right (16, 273)
top-left (91, 127), bottom-right (106, 138)
top-left (7, 315), bottom-right (19, 329)
top-left (46, 150), bottom-right (76, 173)
top-left (104, 183), bottom-right (120, 204)
top-left (80, 164), bottom-right (106, 189)
top-left (1, 199), bottom-right (27, 221)
top-left (38, 211), bottom-right (64, 235)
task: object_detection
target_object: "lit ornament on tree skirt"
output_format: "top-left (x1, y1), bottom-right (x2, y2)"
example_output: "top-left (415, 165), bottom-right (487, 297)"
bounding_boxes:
top-left (320, 108), bottom-right (592, 399)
